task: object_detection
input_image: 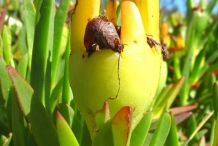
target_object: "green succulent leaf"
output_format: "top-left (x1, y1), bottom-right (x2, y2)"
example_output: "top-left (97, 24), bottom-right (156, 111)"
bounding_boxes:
top-left (30, 0), bottom-right (55, 106)
top-left (55, 104), bottom-right (75, 128)
top-left (50, 77), bottom-right (63, 113)
top-left (130, 111), bottom-right (153, 146)
top-left (153, 77), bottom-right (185, 117)
top-left (184, 111), bottom-right (214, 146)
top-left (51, 0), bottom-right (70, 88)
top-left (0, 57), bottom-right (14, 132)
top-left (71, 111), bottom-right (84, 144)
top-left (80, 122), bottom-right (92, 146)
top-left (2, 133), bottom-right (12, 146)
top-left (92, 102), bottom-right (113, 146)
top-left (206, 0), bottom-right (218, 14)
top-left (0, 57), bottom-right (12, 104)
top-left (0, 106), bottom-right (10, 136)
top-left (11, 92), bottom-right (26, 146)
top-left (23, 0), bottom-right (36, 68)
top-left (152, 84), bottom-right (173, 110)
top-left (149, 113), bottom-right (171, 146)
top-left (6, 65), bottom-right (60, 146)
top-left (2, 25), bottom-right (14, 66)
top-left (56, 112), bottom-right (79, 146)
top-left (112, 106), bottom-right (133, 146)
top-left (212, 116), bottom-right (218, 146)
top-left (212, 82), bottom-right (218, 146)
top-left (62, 34), bottom-right (71, 104)
top-left (165, 113), bottom-right (179, 146)
top-left (17, 54), bottom-right (28, 78)
top-left (213, 82), bottom-right (218, 118)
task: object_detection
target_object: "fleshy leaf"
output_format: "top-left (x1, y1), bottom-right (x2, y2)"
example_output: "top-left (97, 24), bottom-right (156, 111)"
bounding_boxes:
top-left (150, 112), bottom-right (192, 131)
top-left (0, 55), bottom-right (12, 103)
top-left (184, 111), bottom-right (213, 146)
top-left (212, 82), bottom-right (218, 146)
top-left (11, 92), bottom-right (26, 146)
top-left (92, 102), bottom-right (113, 146)
top-left (153, 77), bottom-right (185, 118)
top-left (94, 102), bottom-right (111, 128)
top-left (55, 104), bottom-right (75, 128)
top-left (51, 0), bottom-right (70, 88)
top-left (0, 57), bottom-right (13, 130)
top-left (17, 54), bottom-right (28, 78)
top-left (2, 133), bottom-right (12, 146)
top-left (80, 122), bottom-right (92, 146)
top-left (6, 65), bottom-right (59, 146)
top-left (130, 111), bottom-right (153, 146)
top-left (213, 82), bottom-right (218, 118)
top-left (2, 25), bottom-right (14, 66)
top-left (23, 0), bottom-right (36, 68)
top-left (112, 106), bottom-right (133, 146)
top-left (31, 0), bottom-right (55, 105)
top-left (187, 114), bottom-right (197, 144)
top-left (0, 10), bottom-right (6, 32)
top-left (56, 112), bottom-right (79, 146)
top-left (149, 113), bottom-right (171, 146)
top-left (62, 35), bottom-right (71, 104)
top-left (212, 116), bottom-right (218, 146)
top-left (165, 113), bottom-right (179, 146)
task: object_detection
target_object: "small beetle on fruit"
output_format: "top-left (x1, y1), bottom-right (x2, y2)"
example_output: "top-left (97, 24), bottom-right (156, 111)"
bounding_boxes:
top-left (146, 36), bottom-right (170, 61)
top-left (84, 15), bottom-right (124, 56)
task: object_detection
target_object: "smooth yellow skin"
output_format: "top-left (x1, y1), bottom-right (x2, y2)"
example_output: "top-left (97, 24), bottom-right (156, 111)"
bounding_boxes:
top-left (135, 0), bottom-right (160, 39)
top-left (106, 0), bottom-right (118, 25)
top-left (69, 0), bottom-right (162, 136)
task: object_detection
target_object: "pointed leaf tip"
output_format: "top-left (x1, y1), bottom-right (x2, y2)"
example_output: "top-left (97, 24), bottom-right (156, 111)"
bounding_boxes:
top-left (56, 111), bottom-right (80, 146)
top-left (5, 65), bottom-right (59, 146)
top-left (94, 102), bottom-right (111, 128)
top-left (112, 106), bottom-right (133, 125)
top-left (169, 105), bottom-right (197, 115)
top-left (56, 111), bottom-right (62, 118)
top-left (112, 106), bottom-right (133, 146)
top-left (6, 65), bottom-right (17, 78)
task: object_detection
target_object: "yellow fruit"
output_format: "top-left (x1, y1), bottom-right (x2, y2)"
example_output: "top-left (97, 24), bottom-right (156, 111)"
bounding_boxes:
top-left (69, 0), bottom-right (162, 136)
top-left (106, 0), bottom-right (118, 25)
top-left (135, 0), bottom-right (160, 39)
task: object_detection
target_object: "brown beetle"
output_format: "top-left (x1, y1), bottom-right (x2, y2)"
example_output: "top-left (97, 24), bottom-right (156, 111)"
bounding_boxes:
top-left (146, 36), bottom-right (170, 61)
top-left (160, 45), bottom-right (170, 61)
top-left (84, 15), bottom-right (124, 56)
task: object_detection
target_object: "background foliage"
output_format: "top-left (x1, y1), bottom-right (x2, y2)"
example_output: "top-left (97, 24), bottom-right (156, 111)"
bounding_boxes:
top-left (0, 0), bottom-right (218, 145)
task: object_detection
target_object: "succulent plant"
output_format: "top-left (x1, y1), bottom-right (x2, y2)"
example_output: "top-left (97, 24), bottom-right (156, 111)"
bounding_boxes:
top-left (69, 0), bottom-right (163, 137)
top-left (1, 0), bottom-right (218, 145)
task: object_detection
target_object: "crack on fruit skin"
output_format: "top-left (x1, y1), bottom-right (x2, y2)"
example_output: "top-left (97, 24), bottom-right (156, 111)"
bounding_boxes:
top-left (115, 54), bottom-right (121, 99)
top-left (105, 53), bottom-right (121, 101)
top-left (84, 15), bottom-right (123, 101)
top-left (146, 35), bottom-right (170, 61)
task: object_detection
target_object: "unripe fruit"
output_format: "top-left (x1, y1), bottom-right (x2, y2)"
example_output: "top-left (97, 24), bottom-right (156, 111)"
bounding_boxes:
top-left (69, 0), bottom-right (162, 136)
